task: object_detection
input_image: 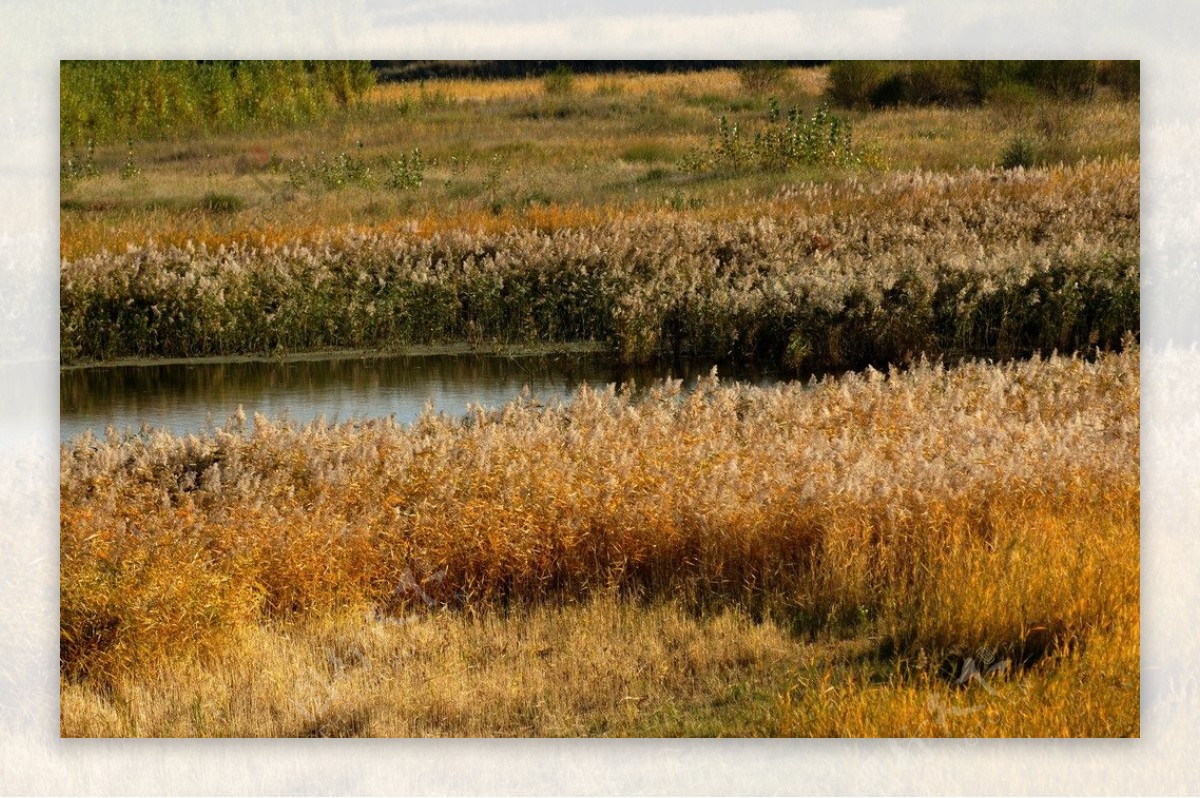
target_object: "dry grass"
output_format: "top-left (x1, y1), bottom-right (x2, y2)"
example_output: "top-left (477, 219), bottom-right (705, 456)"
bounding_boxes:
top-left (61, 349), bottom-right (1139, 735)
top-left (366, 68), bottom-right (828, 107)
top-left (61, 595), bottom-right (1136, 738)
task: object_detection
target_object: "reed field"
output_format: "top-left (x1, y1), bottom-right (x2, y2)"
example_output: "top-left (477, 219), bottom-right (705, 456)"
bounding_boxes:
top-left (60, 61), bottom-right (1140, 737)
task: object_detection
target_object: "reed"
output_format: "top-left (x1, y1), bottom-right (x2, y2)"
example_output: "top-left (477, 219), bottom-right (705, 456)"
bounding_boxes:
top-left (61, 347), bottom-right (1138, 693)
top-left (60, 159), bottom-right (1138, 368)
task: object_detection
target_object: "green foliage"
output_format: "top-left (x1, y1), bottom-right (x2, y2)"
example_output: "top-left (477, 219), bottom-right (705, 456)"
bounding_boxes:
top-left (119, 139), bottom-right (142, 180)
top-left (870, 61), bottom-right (971, 107)
top-left (1001, 136), bottom-right (1039, 169)
top-left (60, 60), bottom-right (376, 146)
top-left (691, 105), bottom-right (883, 173)
top-left (384, 149), bottom-right (425, 191)
top-left (60, 138), bottom-right (99, 190)
top-left (1019, 60), bottom-right (1098, 100)
top-left (200, 192), bottom-right (245, 213)
top-left (825, 61), bottom-right (892, 109)
top-left (958, 60), bottom-right (1024, 103)
top-left (285, 149), bottom-right (372, 192)
top-left (543, 64), bottom-right (576, 96)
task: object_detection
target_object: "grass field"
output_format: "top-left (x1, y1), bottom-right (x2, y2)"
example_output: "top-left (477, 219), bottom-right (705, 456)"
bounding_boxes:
top-left (60, 62), bottom-right (1139, 737)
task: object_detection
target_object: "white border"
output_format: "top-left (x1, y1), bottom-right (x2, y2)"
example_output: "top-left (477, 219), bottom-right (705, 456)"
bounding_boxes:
top-left (2, 1), bottom-right (1198, 794)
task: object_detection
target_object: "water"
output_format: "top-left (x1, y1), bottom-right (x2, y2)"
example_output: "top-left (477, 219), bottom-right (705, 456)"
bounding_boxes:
top-left (60, 351), bottom-right (783, 442)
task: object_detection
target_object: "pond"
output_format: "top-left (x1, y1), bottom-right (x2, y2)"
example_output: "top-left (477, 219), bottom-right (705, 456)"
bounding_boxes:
top-left (60, 349), bottom-right (785, 442)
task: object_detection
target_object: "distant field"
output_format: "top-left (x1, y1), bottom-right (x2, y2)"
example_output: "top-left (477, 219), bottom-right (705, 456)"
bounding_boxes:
top-left (60, 65), bottom-right (1139, 260)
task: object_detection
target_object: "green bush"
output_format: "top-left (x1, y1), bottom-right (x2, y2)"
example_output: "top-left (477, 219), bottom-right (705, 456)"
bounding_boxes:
top-left (737, 61), bottom-right (793, 95)
top-left (906, 61), bottom-right (972, 105)
top-left (1000, 136), bottom-right (1039, 169)
top-left (827, 60), bottom-right (1108, 109)
top-left (689, 105), bottom-right (883, 173)
top-left (543, 64), bottom-right (576, 96)
top-left (200, 192), bottom-right (245, 213)
top-left (868, 61), bottom-right (973, 108)
top-left (958, 60), bottom-right (1024, 103)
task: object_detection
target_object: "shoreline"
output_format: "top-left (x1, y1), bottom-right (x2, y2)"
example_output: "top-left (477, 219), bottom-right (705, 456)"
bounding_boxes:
top-left (59, 340), bottom-right (613, 371)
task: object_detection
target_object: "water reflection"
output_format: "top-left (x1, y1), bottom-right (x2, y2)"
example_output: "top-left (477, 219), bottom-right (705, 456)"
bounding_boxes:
top-left (60, 352), bottom-right (781, 442)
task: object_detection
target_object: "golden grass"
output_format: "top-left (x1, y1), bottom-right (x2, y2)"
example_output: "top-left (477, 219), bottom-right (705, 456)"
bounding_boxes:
top-left (366, 68), bottom-right (828, 107)
top-left (61, 349), bottom-right (1138, 735)
top-left (60, 595), bottom-right (1137, 738)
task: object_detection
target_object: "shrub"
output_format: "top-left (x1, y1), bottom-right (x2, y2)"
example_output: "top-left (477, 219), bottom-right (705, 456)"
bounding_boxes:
top-left (828, 60), bottom-right (1106, 109)
top-left (543, 64), bottom-right (576, 96)
top-left (1000, 136), bottom-right (1039, 169)
top-left (869, 61), bottom-right (972, 108)
top-left (690, 105), bottom-right (883, 173)
top-left (1098, 60), bottom-right (1139, 100)
top-left (826, 60), bottom-right (891, 108)
top-left (959, 60), bottom-right (1024, 103)
top-left (201, 192), bottom-right (245, 213)
top-left (384, 149), bottom-right (424, 191)
top-left (737, 61), bottom-right (793, 95)
top-left (1019, 60), bottom-right (1098, 100)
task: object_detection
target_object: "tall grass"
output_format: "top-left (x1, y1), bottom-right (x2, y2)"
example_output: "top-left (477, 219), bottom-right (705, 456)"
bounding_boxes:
top-left (60, 61), bottom-right (375, 147)
top-left (61, 347), bottom-right (1138, 690)
top-left (60, 159), bottom-right (1138, 368)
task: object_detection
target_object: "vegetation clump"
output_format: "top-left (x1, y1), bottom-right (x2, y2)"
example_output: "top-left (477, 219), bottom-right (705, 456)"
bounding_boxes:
top-left (60, 60), bottom-right (375, 146)
top-left (826, 60), bottom-right (1132, 109)
top-left (688, 105), bottom-right (883, 172)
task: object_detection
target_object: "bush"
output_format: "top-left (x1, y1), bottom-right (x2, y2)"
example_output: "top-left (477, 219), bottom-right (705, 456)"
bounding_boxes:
top-left (1000, 136), bottom-right (1039, 169)
top-left (827, 60), bottom-right (1108, 109)
top-left (826, 61), bottom-right (892, 108)
top-left (867, 62), bottom-right (972, 108)
top-left (1098, 60), bottom-right (1139, 100)
top-left (958, 60), bottom-right (1024, 103)
top-left (201, 192), bottom-right (245, 213)
top-left (1019, 60), bottom-right (1098, 100)
top-left (689, 105), bottom-right (883, 173)
top-left (738, 61), bottom-right (793, 95)
top-left (543, 64), bottom-right (575, 96)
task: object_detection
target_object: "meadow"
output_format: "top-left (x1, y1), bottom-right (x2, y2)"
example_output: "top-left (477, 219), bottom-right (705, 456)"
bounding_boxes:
top-left (60, 62), bottom-right (1140, 737)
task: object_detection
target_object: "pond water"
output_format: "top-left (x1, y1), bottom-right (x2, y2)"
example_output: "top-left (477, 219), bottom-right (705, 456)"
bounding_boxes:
top-left (60, 351), bottom-right (784, 443)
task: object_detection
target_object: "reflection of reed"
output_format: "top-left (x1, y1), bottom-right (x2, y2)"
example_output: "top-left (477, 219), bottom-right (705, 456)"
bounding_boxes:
top-left (60, 353), bottom-right (780, 437)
